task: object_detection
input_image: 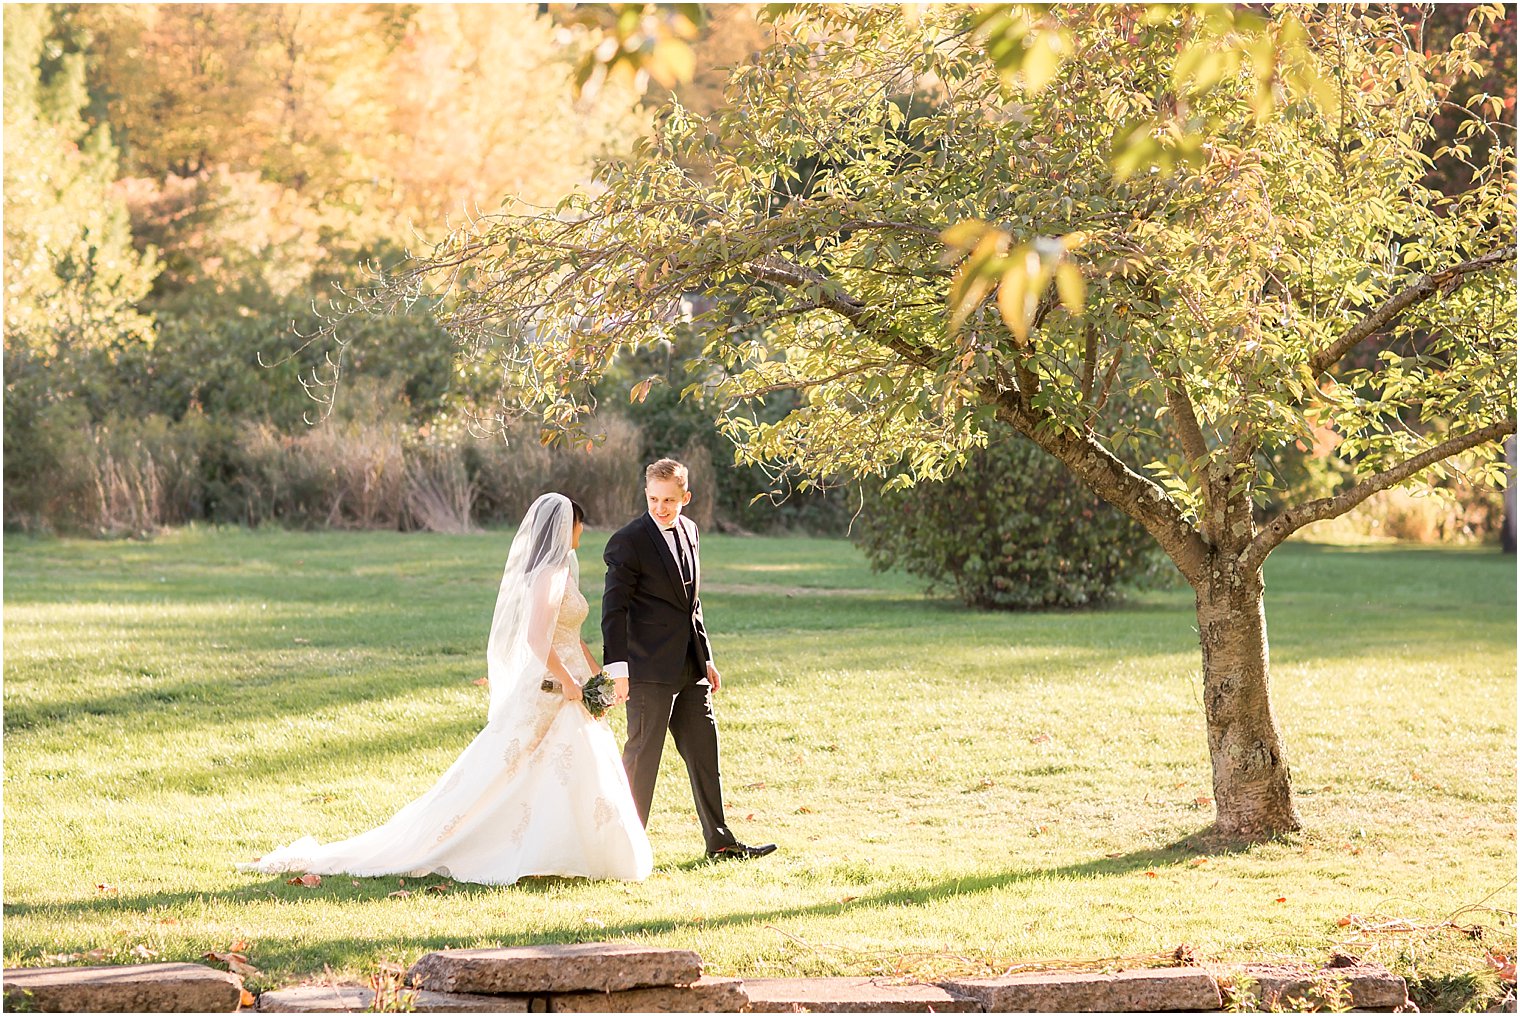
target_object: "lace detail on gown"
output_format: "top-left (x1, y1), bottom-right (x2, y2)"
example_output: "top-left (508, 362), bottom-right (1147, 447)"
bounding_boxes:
top-left (239, 581), bottom-right (652, 886)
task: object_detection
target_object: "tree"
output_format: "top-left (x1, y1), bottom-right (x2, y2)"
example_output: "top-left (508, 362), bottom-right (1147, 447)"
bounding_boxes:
top-left (381, 4), bottom-right (647, 228)
top-left (333, 4), bottom-right (1515, 839)
top-left (3, 4), bottom-right (158, 369)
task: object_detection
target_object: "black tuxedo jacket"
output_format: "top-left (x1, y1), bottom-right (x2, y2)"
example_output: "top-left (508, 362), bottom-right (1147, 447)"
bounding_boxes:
top-left (602, 513), bottom-right (713, 685)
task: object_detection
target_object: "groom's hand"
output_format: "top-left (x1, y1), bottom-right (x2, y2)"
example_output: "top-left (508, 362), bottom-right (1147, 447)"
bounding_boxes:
top-left (707, 662), bottom-right (722, 693)
top-left (614, 677), bottom-right (629, 705)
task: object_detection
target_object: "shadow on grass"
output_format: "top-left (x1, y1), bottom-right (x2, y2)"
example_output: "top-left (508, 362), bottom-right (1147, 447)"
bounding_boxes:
top-left (4, 833), bottom-right (1251, 967)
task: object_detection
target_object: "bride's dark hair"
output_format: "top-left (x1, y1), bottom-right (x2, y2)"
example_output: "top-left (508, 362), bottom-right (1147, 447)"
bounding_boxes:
top-left (525, 495), bottom-right (583, 571)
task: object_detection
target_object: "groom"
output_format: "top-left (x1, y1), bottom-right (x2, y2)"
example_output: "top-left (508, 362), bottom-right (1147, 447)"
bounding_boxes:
top-left (601, 458), bottom-right (776, 861)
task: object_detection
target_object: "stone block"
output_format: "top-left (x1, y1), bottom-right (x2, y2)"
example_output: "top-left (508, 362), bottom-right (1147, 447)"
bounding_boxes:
top-left (1230, 963), bottom-right (1409, 1012)
top-left (407, 943), bottom-right (703, 995)
top-left (256, 983), bottom-right (534, 1012)
top-left (741, 977), bottom-right (983, 1012)
top-left (1, 962), bottom-right (244, 1013)
top-left (548, 975), bottom-right (747, 1012)
top-left (940, 967), bottom-right (1221, 1012)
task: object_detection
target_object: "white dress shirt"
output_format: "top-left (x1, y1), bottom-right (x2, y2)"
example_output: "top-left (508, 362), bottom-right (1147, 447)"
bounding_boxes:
top-left (604, 514), bottom-right (709, 681)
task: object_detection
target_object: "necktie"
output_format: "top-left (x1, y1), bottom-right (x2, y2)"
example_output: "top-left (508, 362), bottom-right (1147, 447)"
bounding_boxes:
top-left (671, 525), bottom-right (693, 588)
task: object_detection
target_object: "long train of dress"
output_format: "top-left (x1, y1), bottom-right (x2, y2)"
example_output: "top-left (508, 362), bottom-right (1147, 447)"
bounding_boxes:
top-left (240, 583), bottom-right (652, 885)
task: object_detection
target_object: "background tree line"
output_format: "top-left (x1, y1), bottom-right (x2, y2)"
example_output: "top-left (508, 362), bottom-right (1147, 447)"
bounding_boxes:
top-left (3, 3), bottom-right (1511, 617)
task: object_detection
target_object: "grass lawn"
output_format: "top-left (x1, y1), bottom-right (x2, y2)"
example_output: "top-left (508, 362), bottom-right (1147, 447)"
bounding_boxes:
top-left (3, 527), bottom-right (1514, 1008)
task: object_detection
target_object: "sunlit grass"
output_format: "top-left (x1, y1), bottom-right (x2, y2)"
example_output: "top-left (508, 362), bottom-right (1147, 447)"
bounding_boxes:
top-left (3, 527), bottom-right (1513, 1009)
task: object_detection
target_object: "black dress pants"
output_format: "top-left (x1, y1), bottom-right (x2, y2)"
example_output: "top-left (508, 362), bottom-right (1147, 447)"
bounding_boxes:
top-left (622, 650), bottom-right (736, 853)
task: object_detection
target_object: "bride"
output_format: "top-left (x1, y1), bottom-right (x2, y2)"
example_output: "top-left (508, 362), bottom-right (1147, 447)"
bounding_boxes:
top-left (240, 493), bottom-right (653, 885)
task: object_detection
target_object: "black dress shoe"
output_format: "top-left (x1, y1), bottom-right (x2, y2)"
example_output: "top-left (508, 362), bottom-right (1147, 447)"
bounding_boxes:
top-left (706, 841), bottom-right (777, 861)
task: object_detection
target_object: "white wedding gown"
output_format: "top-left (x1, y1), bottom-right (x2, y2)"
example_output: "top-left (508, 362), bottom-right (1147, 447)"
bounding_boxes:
top-left (241, 582), bottom-right (653, 885)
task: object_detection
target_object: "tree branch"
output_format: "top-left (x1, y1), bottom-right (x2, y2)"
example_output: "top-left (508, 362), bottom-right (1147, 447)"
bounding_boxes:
top-left (747, 254), bottom-right (938, 372)
top-left (750, 250), bottom-right (1208, 583)
top-left (1164, 381), bottom-right (1211, 468)
top-left (749, 255), bottom-right (866, 319)
top-left (989, 389), bottom-right (1210, 585)
top-left (1245, 418), bottom-right (1517, 571)
top-left (1079, 323), bottom-right (1097, 404)
top-left (740, 360), bottom-right (892, 397)
top-left (1307, 246), bottom-right (1517, 377)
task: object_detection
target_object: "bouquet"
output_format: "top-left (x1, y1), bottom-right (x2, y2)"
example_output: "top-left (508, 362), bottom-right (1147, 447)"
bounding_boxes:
top-left (580, 671), bottom-right (617, 719)
top-left (540, 671), bottom-right (617, 719)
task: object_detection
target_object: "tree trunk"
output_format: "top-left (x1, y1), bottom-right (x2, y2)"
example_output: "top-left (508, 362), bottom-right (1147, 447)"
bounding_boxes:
top-left (1196, 560), bottom-right (1302, 838)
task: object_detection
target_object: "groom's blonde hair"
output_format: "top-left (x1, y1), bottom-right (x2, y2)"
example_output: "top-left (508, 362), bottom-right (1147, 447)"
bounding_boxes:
top-left (645, 458), bottom-right (688, 489)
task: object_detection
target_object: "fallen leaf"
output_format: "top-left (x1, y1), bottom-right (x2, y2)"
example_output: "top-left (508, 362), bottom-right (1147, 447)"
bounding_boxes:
top-left (227, 956), bottom-right (260, 978)
top-left (85, 948), bottom-right (110, 961)
top-left (41, 952), bottom-right (81, 964)
top-left (1336, 915), bottom-right (1356, 927)
top-left (1029, 825), bottom-right (1048, 836)
top-left (742, 781), bottom-right (766, 790)
top-left (1488, 952), bottom-right (1516, 983)
top-left (1143, 870), bottom-right (1159, 878)
top-left (1188, 857), bottom-right (1209, 867)
top-left (795, 806), bottom-right (814, 814)
top-left (352, 880), bottom-right (360, 887)
top-left (472, 677), bottom-right (489, 686)
top-left (240, 988), bottom-right (257, 1007)
top-left (203, 951), bottom-right (261, 977)
top-left (389, 889), bottom-right (411, 899)
top-left (1105, 851), bottom-right (1124, 858)
top-left (286, 874), bottom-right (321, 888)
top-left (839, 895), bottom-right (858, 904)
top-left (130, 944), bottom-right (158, 960)
top-left (1192, 797), bottom-right (1213, 807)
top-left (95, 884), bottom-right (119, 895)
top-left (1274, 897), bottom-right (1288, 903)
top-left (425, 883), bottom-right (450, 894)
top-left (228, 939), bottom-right (249, 953)
top-left (744, 813), bottom-right (755, 821)
top-left (158, 918), bottom-right (180, 926)
top-left (1029, 732), bottom-right (1052, 744)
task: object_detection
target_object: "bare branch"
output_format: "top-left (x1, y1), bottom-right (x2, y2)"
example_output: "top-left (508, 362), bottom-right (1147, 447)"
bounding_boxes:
top-left (1307, 246), bottom-right (1517, 377)
top-left (1245, 418), bottom-right (1517, 571)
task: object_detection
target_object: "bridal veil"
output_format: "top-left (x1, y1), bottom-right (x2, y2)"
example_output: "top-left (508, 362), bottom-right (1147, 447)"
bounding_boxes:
top-left (487, 492), bottom-right (579, 722)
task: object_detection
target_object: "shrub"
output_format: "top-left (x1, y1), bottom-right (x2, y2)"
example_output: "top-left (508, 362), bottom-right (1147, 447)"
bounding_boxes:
top-left (466, 414), bottom-right (644, 528)
top-left (3, 395), bottom-right (95, 533)
top-left (853, 425), bottom-right (1169, 610)
top-left (232, 421), bottom-right (407, 530)
top-left (404, 440), bottom-right (475, 534)
top-left (2, 391), bottom-right (222, 536)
